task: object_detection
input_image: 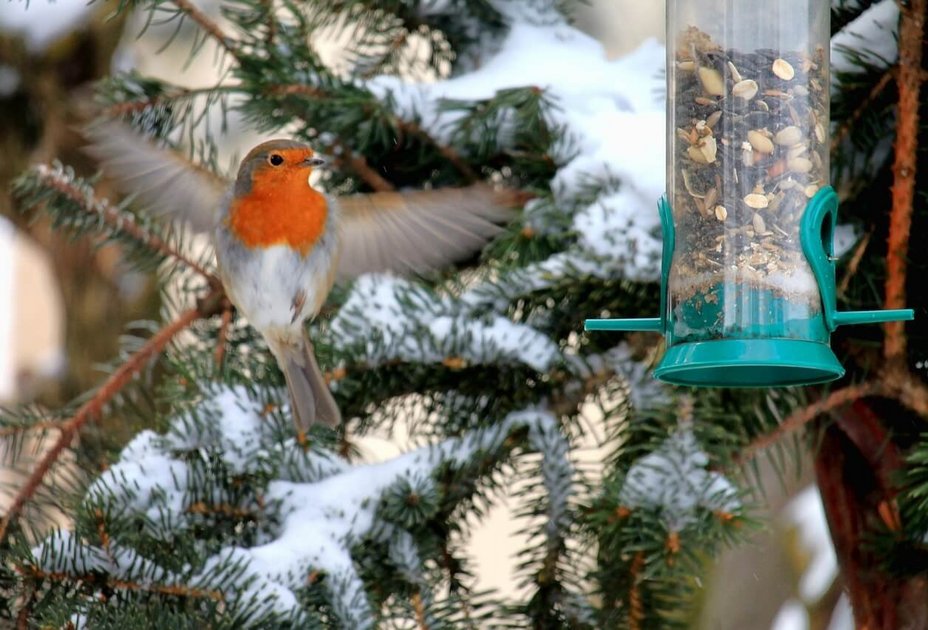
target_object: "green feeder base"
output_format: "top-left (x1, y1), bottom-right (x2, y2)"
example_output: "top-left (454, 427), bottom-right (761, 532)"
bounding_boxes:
top-left (652, 338), bottom-right (845, 387)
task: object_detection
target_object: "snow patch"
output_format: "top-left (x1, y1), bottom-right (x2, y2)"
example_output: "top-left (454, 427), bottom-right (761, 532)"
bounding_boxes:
top-left (832, 1), bottom-right (900, 76)
top-left (331, 274), bottom-right (560, 372)
top-left (783, 485), bottom-right (838, 603)
top-left (0, 0), bottom-right (96, 53)
top-left (619, 426), bottom-right (740, 530)
top-left (771, 599), bottom-right (809, 630)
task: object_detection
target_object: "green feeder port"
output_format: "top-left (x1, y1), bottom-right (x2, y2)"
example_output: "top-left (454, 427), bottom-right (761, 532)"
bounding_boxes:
top-left (585, 0), bottom-right (913, 387)
top-left (586, 191), bottom-right (913, 388)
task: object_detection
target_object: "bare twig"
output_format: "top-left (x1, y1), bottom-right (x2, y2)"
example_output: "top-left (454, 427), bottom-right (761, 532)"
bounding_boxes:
top-left (837, 230), bottom-right (872, 296)
top-left (831, 70), bottom-right (895, 152)
top-left (334, 140), bottom-right (396, 192)
top-left (736, 382), bottom-right (881, 465)
top-left (883, 0), bottom-right (926, 366)
top-left (0, 293), bottom-right (224, 543)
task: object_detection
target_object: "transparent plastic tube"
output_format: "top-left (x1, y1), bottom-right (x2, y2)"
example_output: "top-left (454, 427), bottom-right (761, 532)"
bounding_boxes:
top-left (666, 0), bottom-right (830, 343)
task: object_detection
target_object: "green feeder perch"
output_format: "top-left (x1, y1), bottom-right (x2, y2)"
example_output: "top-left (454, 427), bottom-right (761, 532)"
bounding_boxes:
top-left (585, 0), bottom-right (913, 387)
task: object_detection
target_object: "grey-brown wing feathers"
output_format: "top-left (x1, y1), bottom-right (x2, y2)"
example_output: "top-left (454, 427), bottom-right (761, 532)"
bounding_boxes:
top-left (335, 185), bottom-right (520, 280)
top-left (83, 121), bottom-right (228, 232)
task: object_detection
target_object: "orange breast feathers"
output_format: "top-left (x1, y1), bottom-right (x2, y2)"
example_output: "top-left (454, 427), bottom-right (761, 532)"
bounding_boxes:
top-left (227, 155), bottom-right (328, 257)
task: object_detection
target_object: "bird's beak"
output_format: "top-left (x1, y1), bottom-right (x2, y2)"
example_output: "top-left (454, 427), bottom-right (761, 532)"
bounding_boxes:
top-left (301, 155), bottom-right (328, 168)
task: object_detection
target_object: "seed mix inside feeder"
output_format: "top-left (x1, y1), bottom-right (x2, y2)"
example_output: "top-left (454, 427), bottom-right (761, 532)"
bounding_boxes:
top-left (585, 0), bottom-right (913, 387)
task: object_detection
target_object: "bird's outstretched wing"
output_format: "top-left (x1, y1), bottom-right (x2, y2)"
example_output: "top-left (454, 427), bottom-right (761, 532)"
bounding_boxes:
top-left (83, 121), bottom-right (229, 232)
top-left (335, 186), bottom-right (520, 280)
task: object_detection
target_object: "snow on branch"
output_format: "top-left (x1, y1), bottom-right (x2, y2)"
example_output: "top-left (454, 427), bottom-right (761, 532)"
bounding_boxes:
top-left (618, 424), bottom-right (741, 532)
top-left (28, 385), bottom-right (573, 627)
top-left (330, 275), bottom-right (561, 373)
top-left (365, 8), bottom-right (667, 287)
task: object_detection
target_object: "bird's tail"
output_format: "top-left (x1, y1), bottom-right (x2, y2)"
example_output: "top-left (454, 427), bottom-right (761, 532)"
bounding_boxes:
top-left (277, 332), bottom-right (341, 432)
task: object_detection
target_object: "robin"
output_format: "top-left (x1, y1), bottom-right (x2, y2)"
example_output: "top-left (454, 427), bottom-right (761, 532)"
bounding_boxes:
top-left (85, 122), bottom-right (520, 433)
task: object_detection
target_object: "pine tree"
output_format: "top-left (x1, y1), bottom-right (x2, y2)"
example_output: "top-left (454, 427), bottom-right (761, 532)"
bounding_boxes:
top-left (1, 0), bottom-right (926, 628)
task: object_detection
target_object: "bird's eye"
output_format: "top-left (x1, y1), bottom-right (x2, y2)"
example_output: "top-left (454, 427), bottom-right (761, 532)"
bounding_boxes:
top-left (268, 154), bottom-right (284, 166)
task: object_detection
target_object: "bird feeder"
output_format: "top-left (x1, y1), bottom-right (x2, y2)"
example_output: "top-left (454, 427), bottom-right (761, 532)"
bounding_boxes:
top-left (586, 0), bottom-right (913, 387)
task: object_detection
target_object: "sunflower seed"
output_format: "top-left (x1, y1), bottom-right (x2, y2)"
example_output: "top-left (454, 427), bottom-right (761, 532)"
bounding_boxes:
top-left (698, 67), bottom-right (726, 96)
top-left (747, 130), bottom-right (775, 153)
top-left (732, 79), bottom-right (759, 100)
top-left (744, 194), bottom-right (770, 209)
top-left (772, 58), bottom-right (795, 81)
top-left (775, 126), bottom-right (803, 146)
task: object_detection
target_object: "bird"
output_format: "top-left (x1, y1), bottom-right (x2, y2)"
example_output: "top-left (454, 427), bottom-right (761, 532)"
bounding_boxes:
top-left (84, 122), bottom-right (521, 434)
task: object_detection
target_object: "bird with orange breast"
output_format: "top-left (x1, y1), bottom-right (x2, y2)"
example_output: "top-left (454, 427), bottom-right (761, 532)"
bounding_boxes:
top-left (85, 123), bottom-right (520, 435)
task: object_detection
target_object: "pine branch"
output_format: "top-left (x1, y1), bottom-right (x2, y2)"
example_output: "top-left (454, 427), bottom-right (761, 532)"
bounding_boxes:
top-left (411, 590), bottom-right (429, 630)
top-left (20, 164), bottom-right (219, 287)
top-left (102, 84), bottom-right (236, 117)
top-left (831, 69), bottom-right (895, 152)
top-left (18, 566), bottom-right (225, 602)
top-left (884, 0), bottom-right (926, 367)
top-left (171, 0), bottom-right (237, 56)
top-left (0, 291), bottom-right (225, 543)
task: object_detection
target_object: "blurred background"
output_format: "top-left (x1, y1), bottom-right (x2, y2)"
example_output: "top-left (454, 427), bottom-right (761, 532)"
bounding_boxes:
top-left (0, 2), bottom-right (843, 628)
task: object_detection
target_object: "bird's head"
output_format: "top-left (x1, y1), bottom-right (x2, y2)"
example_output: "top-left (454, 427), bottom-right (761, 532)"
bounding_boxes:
top-left (234, 139), bottom-right (327, 196)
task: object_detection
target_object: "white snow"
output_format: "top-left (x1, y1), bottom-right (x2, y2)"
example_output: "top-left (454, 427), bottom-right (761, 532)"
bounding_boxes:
top-left (594, 342), bottom-right (669, 412)
top-left (34, 383), bottom-right (569, 625)
top-left (783, 485), bottom-right (838, 603)
top-left (364, 13), bottom-right (666, 282)
top-left (618, 425), bottom-right (740, 531)
top-left (828, 594), bottom-right (854, 630)
top-left (831, 0), bottom-right (900, 77)
top-left (85, 431), bottom-right (192, 540)
top-left (212, 407), bottom-right (563, 622)
top-left (0, 0), bottom-right (96, 53)
top-left (573, 185), bottom-right (664, 282)
top-left (0, 218), bottom-right (15, 401)
top-left (330, 274), bottom-right (561, 372)
top-left (771, 599), bottom-right (809, 630)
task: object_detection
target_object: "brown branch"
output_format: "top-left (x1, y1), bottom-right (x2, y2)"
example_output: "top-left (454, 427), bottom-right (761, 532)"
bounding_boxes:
top-left (103, 85), bottom-right (236, 117)
top-left (336, 142), bottom-right (396, 192)
top-left (411, 590), bottom-right (429, 630)
top-left (171, 0), bottom-right (237, 57)
top-left (831, 70), bottom-right (895, 152)
top-left (186, 501), bottom-right (257, 520)
top-left (15, 582), bottom-right (33, 630)
top-left (0, 293), bottom-right (224, 543)
top-left (883, 0), bottom-right (926, 366)
top-left (19, 566), bottom-right (224, 602)
top-left (34, 165), bottom-right (220, 287)
top-left (627, 551), bottom-right (645, 630)
top-left (736, 382), bottom-right (881, 465)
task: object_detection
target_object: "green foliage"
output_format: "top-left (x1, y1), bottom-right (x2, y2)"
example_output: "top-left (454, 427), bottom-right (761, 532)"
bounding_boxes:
top-left (4, 0), bottom-right (926, 628)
